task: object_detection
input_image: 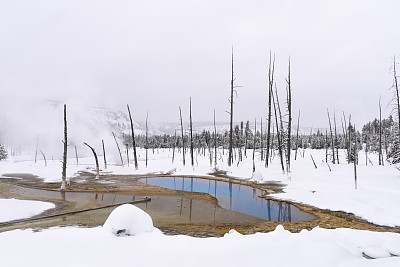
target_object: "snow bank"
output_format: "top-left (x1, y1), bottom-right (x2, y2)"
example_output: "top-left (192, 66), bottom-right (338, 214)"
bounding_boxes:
top-left (0, 198), bottom-right (54, 223)
top-left (0, 225), bottom-right (399, 267)
top-left (103, 204), bottom-right (154, 236)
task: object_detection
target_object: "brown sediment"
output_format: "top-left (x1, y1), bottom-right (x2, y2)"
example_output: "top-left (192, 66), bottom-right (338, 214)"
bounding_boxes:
top-left (0, 173), bottom-right (399, 237)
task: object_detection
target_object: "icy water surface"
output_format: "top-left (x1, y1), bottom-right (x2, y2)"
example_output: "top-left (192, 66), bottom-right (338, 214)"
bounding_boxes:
top-left (141, 177), bottom-right (317, 222)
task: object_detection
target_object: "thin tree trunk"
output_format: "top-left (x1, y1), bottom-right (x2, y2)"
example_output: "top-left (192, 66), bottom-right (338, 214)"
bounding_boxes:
top-left (252, 118), bottom-right (256, 173)
top-left (34, 136), bottom-right (38, 163)
top-left (273, 88), bottom-right (285, 173)
top-left (127, 104), bottom-right (138, 170)
top-left (74, 145), bottom-right (79, 166)
top-left (179, 106), bottom-right (185, 166)
top-left (228, 47), bottom-right (234, 167)
top-left (327, 109), bottom-right (335, 164)
top-left (333, 111), bottom-right (339, 164)
top-left (348, 115), bottom-right (352, 164)
top-left (286, 58), bottom-right (292, 172)
top-left (102, 139), bottom-right (107, 169)
top-left (260, 118), bottom-right (264, 161)
top-left (393, 56), bottom-right (400, 148)
top-left (214, 110), bottom-right (217, 169)
top-left (126, 144), bottom-right (130, 167)
top-left (189, 97), bottom-right (194, 167)
top-left (84, 142), bottom-right (99, 179)
top-left (310, 154), bottom-right (317, 169)
top-left (353, 124), bottom-right (357, 189)
top-left (172, 130), bottom-right (176, 164)
top-left (266, 52), bottom-right (275, 167)
top-left (295, 110), bottom-right (300, 160)
top-left (40, 150), bottom-right (47, 167)
top-left (112, 132), bottom-right (124, 166)
top-left (379, 97), bottom-right (383, 165)
top-left (146, 112), bottom-right (149, 168)
top-left (61, 104), bottom-right (67, 190)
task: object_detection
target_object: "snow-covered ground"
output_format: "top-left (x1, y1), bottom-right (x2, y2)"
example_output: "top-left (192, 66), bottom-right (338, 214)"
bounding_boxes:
top-left (1, 148), bottom-right (400, 266)
top-left (0, 199), bottom-right (54, 223)
top-left (1, 148), bottom-right (399, 226)
top-left (1, 204), bottom-right (399, 267)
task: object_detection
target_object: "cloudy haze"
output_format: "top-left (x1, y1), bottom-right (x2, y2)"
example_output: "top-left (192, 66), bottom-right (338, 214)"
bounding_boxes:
top-left (1, 0), bottom-right (399, 129)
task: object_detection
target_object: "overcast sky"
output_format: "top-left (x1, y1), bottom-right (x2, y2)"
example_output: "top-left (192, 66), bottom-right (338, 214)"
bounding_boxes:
top-left (1, 0), bottom-right (399, 128)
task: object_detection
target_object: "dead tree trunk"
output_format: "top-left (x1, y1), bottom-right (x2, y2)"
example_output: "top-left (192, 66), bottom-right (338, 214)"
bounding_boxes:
top-left (74, 145), bottom-right (78, 166)
top-left (172, 129), bottom-right (176, 164)
top-left (61, 104), bottom-right (67, 190)
top-left (265, 52), bottom-right (275, 168)
top-left (84, 142), bottom-right (99, 179)
top-left (127, 104), bottom-right (138, 170)
top-left (179, 106), bottom-right (185, 166)
top-left (214, 110), bottom-right (217, 169)
top-left (273, 88), bottom-right (285, 173)
top-left (252, 118), bottom-right (256, 173)
top-left (295, 110), bottom-right (300, 160)
top-left (189, 97), bottom-right (194, 167)
top-left (126, 144), bottom-right (130, 167)
top-left (40, 150), bottom-right (47, 167)
top-left (260, 118), bottom-right (264, 161)
top-left (393, 56), bottom-right (400, 147)
top-left (228, 48), bottom-right (234, 167)
top-left (286, 58), bottom-right (292, 172)
top-left (327, 109), bottom-right (335, 164)
top-left (353, 124), bottom-right (358, 189)
top-left (348, 115), bottom-right (352, 164)
top-left (34, 136), bottom-right (38, 163)
top-left (146, 112), bottom-right (149, 168)
top-left (112, 132), bottom-right (124, 166)
top-left (102, 139), bottom-right (107, 169)
top-left (334, 111), bottom-right (339, 163)
top-left (379, 97), bottom-right (384, 165)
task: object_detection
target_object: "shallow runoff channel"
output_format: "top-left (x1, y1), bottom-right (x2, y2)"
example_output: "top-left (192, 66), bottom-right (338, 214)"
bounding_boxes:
top-left (141, 177), bottom-right (317, 222)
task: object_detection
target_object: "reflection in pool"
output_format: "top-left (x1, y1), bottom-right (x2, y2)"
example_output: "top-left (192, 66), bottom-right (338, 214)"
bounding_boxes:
top-left (141, 177), bottom-right (317, 222)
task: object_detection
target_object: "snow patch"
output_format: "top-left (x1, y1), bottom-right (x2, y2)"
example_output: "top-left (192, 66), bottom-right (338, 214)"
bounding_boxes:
top-left (103, 204), bottom-right (154, 236)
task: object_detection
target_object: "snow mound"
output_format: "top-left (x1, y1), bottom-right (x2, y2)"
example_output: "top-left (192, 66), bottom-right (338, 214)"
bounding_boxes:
top-left (103, 204), bottom-right (154, 236)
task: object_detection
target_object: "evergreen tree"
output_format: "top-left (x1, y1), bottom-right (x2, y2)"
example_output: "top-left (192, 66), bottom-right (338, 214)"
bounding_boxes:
top-left (0, 144), bottom-right (7, 161)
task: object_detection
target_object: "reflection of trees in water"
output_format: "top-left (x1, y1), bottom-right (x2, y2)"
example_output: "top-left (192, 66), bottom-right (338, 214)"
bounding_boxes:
top-left (265, 200), bottom-right (292, 222)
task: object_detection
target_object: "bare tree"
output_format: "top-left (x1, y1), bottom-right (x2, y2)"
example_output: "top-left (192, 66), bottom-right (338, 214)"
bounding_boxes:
top-left (179, 106), bottom-right (185, 166)
top-left (353, 123), bottom-right (358, 189)
top-left (172, 129), bottom-right (177, 164)
top-left (327, 109), bottom-right (335, 164)
top-left (84, 142), bottom-right (100, 179)
top-left (286, 58), bottom-right (292, 172)
top-left (112, 132), bottom-right (124, 166)
top-left (393, 56), bottom-right (400, 147)
top-left (228, 47), bottom-right (235, 166)
top-left (146, 111), bottom-right (149, 168)
top-left (74, 145), bottom-right (79, 166)
top-left (102, 139), bottom-right (107, 169)
top-left (266, 52), bottom-right (275, 168)
top-left (273, 88), bottom-right (285, 173)
top-left (34, 136), bottom-right (38, 163)
top-left (126, 144), bottom-right (130, 167)
top-left (127, 104), bottom-right (138, 170)
top-left (294, 110), bottom-right (300, 160)
top-left (189, 97), bottom-right (194, 167)
top-left (260, 118), bottom-right (264, 161)
top-left (252, 118), bottom-right (256, 173)
top-left (40, 150), bottom-right (47, 167)
top-left (61, 104), bottom-right (68, 190)
top-left (379, 97), bottom-right (384, 165)
top-left (214, 110), bottom-right (217, 169)
top-left (333, 111), bottom-right (339, 163)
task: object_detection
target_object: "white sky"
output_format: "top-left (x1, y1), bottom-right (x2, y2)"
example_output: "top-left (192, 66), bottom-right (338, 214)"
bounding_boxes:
top-left (1, 0), bottom-right (399, 128)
